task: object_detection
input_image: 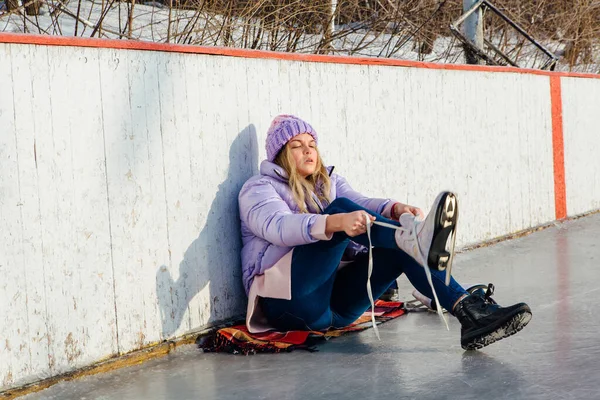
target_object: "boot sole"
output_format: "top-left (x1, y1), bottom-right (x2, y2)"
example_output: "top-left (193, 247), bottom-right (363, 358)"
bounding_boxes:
top-left (427, 192), bottom-right (458, 273)
top-left (462, 307), bottom-right (532, 350)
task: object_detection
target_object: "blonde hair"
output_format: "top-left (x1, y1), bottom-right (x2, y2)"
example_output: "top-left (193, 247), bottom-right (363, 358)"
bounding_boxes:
top-left (274, 145), bottom-right (331, 214)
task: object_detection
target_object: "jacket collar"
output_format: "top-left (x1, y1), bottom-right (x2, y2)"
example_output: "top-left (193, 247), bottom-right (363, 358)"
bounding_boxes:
top-left (259, 160), bottom-right (335, 182)
top-left (260, 160), bottom-right (289, 182)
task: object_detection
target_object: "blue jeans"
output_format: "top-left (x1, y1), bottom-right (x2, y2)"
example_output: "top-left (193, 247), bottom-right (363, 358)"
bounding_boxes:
top-left (261, 197), bottom-right (468, 331)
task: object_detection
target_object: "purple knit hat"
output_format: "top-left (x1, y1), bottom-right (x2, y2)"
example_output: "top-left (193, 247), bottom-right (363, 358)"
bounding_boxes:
top-left (265, 115), bottom-right (318, 162)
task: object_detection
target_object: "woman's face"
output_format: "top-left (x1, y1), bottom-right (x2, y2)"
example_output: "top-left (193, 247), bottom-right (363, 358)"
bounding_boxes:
top-left (287, 133), bottom-right (318, 178)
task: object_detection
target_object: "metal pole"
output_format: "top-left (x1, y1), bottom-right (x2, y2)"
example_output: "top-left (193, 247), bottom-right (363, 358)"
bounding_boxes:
top-left (463, 0), bottom-right (484, 64)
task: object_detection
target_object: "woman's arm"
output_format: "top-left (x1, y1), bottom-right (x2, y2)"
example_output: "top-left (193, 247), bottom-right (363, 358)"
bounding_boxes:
top-left (238, 178), bottom-right (330, 247)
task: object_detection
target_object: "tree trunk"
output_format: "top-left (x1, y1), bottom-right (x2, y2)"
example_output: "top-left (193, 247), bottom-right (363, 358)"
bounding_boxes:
top-left (24, 0), bottom-right (41, 15)
top-left (6, 0), bottom-right (20, 12)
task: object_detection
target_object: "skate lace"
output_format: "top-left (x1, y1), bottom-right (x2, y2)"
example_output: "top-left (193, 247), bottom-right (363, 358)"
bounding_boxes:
top-left (364, 214), bottom-right (449, 340)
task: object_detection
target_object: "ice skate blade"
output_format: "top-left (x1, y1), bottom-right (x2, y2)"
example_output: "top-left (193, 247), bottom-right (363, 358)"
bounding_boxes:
top-left (428, 192), bottom-right (458, 272)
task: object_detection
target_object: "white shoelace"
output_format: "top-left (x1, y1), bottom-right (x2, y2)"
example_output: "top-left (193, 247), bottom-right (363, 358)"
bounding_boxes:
top-left (363, 213), bottom-right (450, 340)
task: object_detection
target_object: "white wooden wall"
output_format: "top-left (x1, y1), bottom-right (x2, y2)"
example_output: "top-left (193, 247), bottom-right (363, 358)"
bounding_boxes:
top-left (0, 41), bottom-right (596, 390)
top-left (561, 77), bottom-right (600, 216)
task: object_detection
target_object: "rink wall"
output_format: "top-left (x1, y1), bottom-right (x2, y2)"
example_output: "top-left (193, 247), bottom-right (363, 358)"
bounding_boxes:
top-left (1, 33), bottom-right (599, 393)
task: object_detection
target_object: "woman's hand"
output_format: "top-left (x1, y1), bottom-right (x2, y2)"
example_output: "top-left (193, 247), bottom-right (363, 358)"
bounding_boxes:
top-left (392, 203), bottom-right (424, 220)
top-left (325, 211), bottom-right (376, 237)
top-left (341, 211), bottom-right (376, 237)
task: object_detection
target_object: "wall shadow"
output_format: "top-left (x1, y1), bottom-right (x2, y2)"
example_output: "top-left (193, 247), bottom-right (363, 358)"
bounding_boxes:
top-left (156, 124), bottom-right (259, 338)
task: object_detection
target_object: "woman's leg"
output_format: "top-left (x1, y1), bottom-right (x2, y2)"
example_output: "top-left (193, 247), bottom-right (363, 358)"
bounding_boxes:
top-left (261, 197), bottom-right (399, 331)
top-left (261, 233), bottom-right (349, 331)
top-left (330, 248), bottom-right (468, 327)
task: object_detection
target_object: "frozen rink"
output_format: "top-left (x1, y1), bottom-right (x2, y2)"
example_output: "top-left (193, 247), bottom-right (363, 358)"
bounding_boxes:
top-left (22, 213), bottom-right (600, 400)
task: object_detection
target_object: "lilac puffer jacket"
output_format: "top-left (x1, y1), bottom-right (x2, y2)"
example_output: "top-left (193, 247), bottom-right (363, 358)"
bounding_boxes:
top-left (238, 160), bottom-right (393, 295)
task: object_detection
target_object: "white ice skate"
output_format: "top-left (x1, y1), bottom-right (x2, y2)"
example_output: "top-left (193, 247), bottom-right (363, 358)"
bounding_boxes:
top-left (394, 191), bottom-right (459, 285)
top-left (364, 191), bottom-right (459, 332)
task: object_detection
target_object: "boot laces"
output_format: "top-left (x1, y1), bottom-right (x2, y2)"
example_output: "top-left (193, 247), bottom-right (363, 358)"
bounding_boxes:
top-left (483, 283), bottom-right (497, 305)
top-left (472, 283), bottom-right (497, 310)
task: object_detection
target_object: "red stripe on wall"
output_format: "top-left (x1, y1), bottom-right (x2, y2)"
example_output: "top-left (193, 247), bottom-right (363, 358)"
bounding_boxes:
top-left (550, 76), bottom-right (567, 220)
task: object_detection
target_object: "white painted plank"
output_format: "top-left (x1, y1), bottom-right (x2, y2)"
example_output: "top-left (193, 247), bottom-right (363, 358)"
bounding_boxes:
top-left (503, 73), bottom-right (525, 233)
top-left (9, 43), bottom-right (54, 385)
top-left (276, 60), bottom-right (293, 114)
top-left (177, 53), bottom-right (225, 334)
top-left (264, 58), bottom-right (285, 120)
top-left (99, 48), bottom-right (171, 353)
top-left (220, 56), bottom-right (251, 317)
top-left (521, 74), bottom-right (555, 228)
top-left (61, 46), bottom-right (117, 366)
top-left (181, 53), bottom-right (212, 332)
top-left (41, 45), bottom-right (82, 375)
top-left (394, 67), bottom-right (427, 210)
top-left (98, 48), bottom-right (137, 353)
top-left (365, 64), bottom-right (406, 199)
top-left (156, 52), bottom-right (196, 338)
top-left (187, 55), bottom-right (247, 325)
top-left (0, 44), bottom-right (31, 390)
top-left (479, 72), bottom-right (514, 238)
top-left (131, 50), bottom-right (172, 346)
top-left (306, 62), bottom-right (339, 166)
top-left (41, 46), bottom-right (116, 374)
top-left (374, 65), bottom-right (406, 199)
top-left (562, 77), bottom-right (600, 216)
top-left (199, 55), bottom-right (251, 322)
top-left (137, 50), bottom-right (173, 346)
top-left (337, 63), bottom-right (372, 193)
top-left (245, 57), bottom-right (277, 162)
top-left (137, 51), bottom-right (173, 344)
top-left (398, 67), bottom-right (423, 208)
top-left (303, 61), bottom-right (322, 156)
top-left (287, 60), bottom-right (312, 120)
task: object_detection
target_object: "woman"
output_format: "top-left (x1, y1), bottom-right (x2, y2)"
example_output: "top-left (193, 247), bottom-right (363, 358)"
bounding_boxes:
top-left (238, 114), bottom-right (531, 350)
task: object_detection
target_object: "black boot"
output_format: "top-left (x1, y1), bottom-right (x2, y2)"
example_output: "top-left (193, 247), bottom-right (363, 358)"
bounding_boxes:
top-left (454, 284), bottom-right (532, 350)
top-left (379, 287), bottom-right (400, 302)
